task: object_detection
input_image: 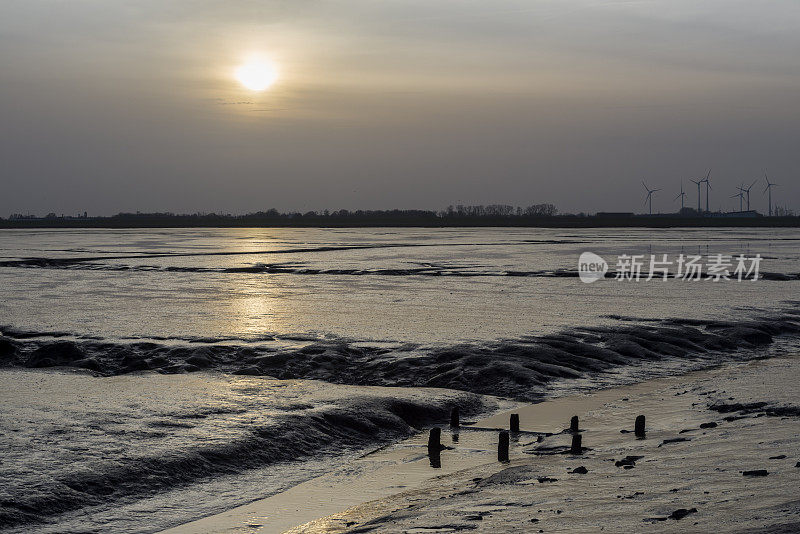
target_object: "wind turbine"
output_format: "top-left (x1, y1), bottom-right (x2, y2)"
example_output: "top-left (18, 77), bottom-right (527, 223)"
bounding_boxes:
top-left (700, 169), bottom-right (712, 213)
top-left (642, 181), bottom-right (660, 215)
top-left (674, 181), bottom-right (686, 211)
top-left (690, 178), bottom-right (703, 212)
top-left (737, 180), bottom-right (757, 211)
top-left (763, 171), bottom-right (779, 216)
top-left (731, 189), bottom-right (744, 212)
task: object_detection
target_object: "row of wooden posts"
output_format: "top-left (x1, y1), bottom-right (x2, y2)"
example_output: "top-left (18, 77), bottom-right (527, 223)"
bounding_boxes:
top-left (430, 408), bottom-right (647, 462)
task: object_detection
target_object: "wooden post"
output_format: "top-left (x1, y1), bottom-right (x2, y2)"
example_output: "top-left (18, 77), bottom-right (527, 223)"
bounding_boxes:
top-left (570, 415), bottom-right (579, 432)
top-left (571, 433), bottom-right (582, 454)
top-left (428, 427), bottom-right (441, 452)
top-left (450, 407), bottom-right (459, 428)
top-left (498, 431), bottom-right (510, 462)
top-left (635, 415), bottom-right (646, 437)
top-left (510, 413), bottom-right (520, 432)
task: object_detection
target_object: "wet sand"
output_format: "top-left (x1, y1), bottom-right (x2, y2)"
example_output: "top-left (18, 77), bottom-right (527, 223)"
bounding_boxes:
top-left (166, 351), bottom-right (800, 533)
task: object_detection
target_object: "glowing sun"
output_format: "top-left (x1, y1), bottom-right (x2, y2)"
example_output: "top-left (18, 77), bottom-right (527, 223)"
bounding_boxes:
top-left (235, 59), bottom-right (278, 91)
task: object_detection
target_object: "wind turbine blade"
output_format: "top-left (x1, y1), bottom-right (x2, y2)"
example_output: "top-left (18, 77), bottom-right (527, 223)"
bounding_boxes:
top-left (706, 169), bottom-right (712, 180)
top-left (749, 180), bottom-right (757, 190)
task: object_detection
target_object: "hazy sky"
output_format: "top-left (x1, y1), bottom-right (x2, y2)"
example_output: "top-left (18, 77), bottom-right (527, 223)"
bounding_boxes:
top-left (1, 0), bottom-right (798, 215)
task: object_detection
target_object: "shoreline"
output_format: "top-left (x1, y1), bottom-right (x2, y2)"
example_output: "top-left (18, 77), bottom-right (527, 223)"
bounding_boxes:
top-left (3, 216), bottom-right (800, 230)
top-left (163, 352), bottom-right (800, 534)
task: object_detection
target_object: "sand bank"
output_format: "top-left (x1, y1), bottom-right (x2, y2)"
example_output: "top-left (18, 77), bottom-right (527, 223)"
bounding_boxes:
top-left (165, 349), bottom-right (800, 533)
top-left (289, 353), bottom-right (800, 533)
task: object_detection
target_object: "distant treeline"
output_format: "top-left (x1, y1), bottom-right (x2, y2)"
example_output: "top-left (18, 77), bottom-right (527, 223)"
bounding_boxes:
top-left (2, 204), bottom-right (799, 228)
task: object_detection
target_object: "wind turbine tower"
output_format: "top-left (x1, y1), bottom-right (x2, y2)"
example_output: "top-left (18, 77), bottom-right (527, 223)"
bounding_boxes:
top-left (642, 181), bottom-right (660, 216)
top-left (737, 180), bottom-right (757, 211)
top-left (731, 188), bottom-right (744, 212)
top-left (701, 169), bottom-right (712, 213)
top-left (675, 181), bottom-right (686, 211)
top-left (764, 171), bottom-right (779, 217)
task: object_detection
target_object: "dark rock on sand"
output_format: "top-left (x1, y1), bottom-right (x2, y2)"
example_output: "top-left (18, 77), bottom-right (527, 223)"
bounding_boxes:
top-left (650, 508), bottom-right (699, 522)
top-left (764, 406), bottom-right (800, 417)
top-left (700, 422), bottom-right (718, 428)
top-left (720, 327), bottom-right (772, 345)
top-left (26, 341), bottom-right (85, 367)
top-left (571, 466), bottom-right (588, 474)
top-left (710, 401), bottom-right (768, 413)
top-left (769, 455), bottom-right (787, 460)
top-left (185, 352), bottom-right (214, 368)
top-left (122, 358), bottom-right (151, 372)
top-left (742, 469), bottom-right (769, 477)
top-left (711, 401), bottom-right (800, 418)
top-left (615, 455), bottom-right (643, 468)
top-left (0, 337), bottom-right (18, 360)
top-left (537, 476), bottom-right (558, 483)
top-left (148, 355), bottom-right (170, 368)
top-left (669, 508), bottom-right (698, 520)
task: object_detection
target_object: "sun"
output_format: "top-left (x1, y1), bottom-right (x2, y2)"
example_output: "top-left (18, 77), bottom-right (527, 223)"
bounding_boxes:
top-left (235, 59), bottom-right (278, 91)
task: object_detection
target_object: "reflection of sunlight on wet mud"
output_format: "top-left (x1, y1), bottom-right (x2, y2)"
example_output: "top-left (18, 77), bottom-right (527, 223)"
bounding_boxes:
top-left (224, 280), bottom-right (284, 338)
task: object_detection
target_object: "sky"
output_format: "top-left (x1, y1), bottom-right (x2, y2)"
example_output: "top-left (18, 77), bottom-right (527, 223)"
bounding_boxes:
top-left (1, 0), bottom-right (798, 216)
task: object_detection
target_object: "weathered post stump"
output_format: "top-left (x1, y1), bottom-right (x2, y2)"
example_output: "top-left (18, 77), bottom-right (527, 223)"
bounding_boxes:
top-left (635, 415), bottom-right (646, 438)
top-left (510, 413), bottom-right (520, 432)
top-left (428, 427), bottom-right (441, 452)
top-left (498, 431), bottom-right (510, 462)
top-left (570, 415), bottom-right (579, 433)
top-left (450, 407), bottom-right (460, 428)
top-left (571, 433), bottom-right (582, 455)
